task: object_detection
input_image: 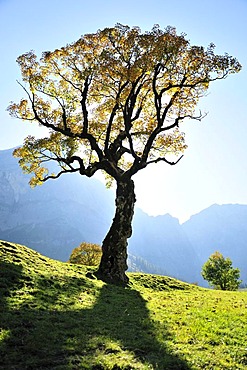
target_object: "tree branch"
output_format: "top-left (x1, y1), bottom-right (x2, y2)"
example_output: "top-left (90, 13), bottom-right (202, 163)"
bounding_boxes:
top-left (152, 63), bottom-right (163, 125)
top-left (104, 81), bottom-right (129, 152)
top-left (123, 76), bottom-right (146, 160)
top-left (146, 154), bottom-right (184, 166)
top-left (42, 167), bottom-right (79, 182)
top-left (81, 76), bottom-right (91, 134)
top-left (17, 81), bottom-right (104, 161)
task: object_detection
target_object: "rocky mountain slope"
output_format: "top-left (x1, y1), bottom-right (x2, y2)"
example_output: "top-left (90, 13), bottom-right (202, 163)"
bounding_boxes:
top-left (182, 204), bottom-right (247, 284)
top-left (1, 148), bottom-right (246, 285)
top-left (0, 149), bottom-right (115, 260)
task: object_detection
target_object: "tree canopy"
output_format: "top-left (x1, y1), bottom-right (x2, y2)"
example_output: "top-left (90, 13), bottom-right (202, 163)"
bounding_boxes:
top-left (8, 24), bottom-right (241, 187)
top-left (8, 24), bottom-right (241, 284)
top-left (201, 251), bottom-right (242, 291)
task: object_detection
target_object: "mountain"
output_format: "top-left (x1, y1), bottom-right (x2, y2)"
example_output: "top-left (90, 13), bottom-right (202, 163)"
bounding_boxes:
top-left (0, 148), bottom-right (201, 283)
top-left (182, 204), bottom-right (247, 284)
top-left (1, 148), bottom-right (246, 285)
top-left (0, 148), bottom-right (115, 261)
top-left (129, 209), bottom-right (200, 283)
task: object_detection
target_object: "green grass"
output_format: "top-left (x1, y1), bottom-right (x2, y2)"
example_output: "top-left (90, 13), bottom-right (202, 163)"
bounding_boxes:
top-left (0, 240), bottom-right (247, 369)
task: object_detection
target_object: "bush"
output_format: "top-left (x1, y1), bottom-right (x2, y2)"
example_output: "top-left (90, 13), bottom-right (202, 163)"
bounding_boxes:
top-left (68, 242), bottom-right (102, 266)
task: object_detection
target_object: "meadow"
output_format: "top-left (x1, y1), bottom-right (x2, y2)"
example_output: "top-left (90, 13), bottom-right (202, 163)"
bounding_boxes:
top-left (0, 240), bottom-right (247, 369)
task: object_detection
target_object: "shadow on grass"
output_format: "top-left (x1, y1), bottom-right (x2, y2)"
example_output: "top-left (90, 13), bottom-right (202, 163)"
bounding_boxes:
top-left (0, 260), bottom-right (191, 369)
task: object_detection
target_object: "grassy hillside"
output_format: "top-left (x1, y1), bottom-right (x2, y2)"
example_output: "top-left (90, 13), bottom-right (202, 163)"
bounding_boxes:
top-left (0, 241), bottom-right (247, 369)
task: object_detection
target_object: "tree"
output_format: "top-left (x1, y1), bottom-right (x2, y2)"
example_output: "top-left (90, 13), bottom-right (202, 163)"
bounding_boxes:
top-left (8, 24), bottom-right (241, 285)
top-left (201, 251), bottom-right (242, 290)
top-left (68, 242), bottom-right (102, 266)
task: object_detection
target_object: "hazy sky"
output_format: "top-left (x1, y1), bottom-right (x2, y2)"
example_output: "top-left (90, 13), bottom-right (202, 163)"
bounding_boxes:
top-left (1, 0), bottom-right (247, 222)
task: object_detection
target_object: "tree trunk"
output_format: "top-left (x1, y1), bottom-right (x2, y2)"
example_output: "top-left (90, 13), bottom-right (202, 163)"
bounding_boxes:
top-left (96, 179), bottom-right (136, 285)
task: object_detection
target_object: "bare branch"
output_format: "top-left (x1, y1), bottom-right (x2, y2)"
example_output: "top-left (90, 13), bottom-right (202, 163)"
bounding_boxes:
top-left (160, 111), bottom-right (205, 132)
top-left (152, 63), bottom-right (163, 125)
top-left (50, 59), bottom-right (84, 91)
top-left (146, 154), bottom-right (184, 166)
top-left (42, 167), bottom-right (79, 182)
top-left (81, 76), bottom-right (91, 134)
top-left (105, 80), bottom-right (129, 152)
top-left (68, 155), bottom-right (85, 173)
top-left (122, 75), bottom-right (147, 160)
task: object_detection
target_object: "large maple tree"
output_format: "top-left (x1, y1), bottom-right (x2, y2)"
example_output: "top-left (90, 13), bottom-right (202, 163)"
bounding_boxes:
top-left (8, 24), bottom-right (241, 284)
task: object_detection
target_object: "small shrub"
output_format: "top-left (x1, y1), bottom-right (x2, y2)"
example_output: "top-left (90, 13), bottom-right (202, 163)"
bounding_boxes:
top-left (68, 242), bottom-right (102, 266)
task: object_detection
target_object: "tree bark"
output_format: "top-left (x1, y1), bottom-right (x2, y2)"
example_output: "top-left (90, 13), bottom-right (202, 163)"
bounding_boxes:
top-left (96, 179), bottom-right (136, 285)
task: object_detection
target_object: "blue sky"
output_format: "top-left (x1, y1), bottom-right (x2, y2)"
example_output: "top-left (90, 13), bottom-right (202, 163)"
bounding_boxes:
top-left (0, 0), bottom-right (247, 222)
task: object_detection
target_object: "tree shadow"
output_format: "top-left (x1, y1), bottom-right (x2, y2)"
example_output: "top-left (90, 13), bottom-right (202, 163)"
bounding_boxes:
top-left (0, 260), bottom-right (191, 369)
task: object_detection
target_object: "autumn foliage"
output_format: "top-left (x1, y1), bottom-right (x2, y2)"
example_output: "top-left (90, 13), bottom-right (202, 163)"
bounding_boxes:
top-left (68, 242), bottom-right (102, 266)
top-left (8, 24), bottom-right (241, 187)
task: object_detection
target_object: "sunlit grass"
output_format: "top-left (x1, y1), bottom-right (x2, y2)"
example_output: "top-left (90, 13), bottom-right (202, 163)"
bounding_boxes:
top-left (1, 240), bottom-right (247, 369)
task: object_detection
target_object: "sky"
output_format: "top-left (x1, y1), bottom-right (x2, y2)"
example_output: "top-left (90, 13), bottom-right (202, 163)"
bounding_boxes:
top-left (0, 0), bottom-right (247, 222)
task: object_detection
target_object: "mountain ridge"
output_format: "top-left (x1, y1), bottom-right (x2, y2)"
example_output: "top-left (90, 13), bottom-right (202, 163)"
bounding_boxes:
top-left (1, 147), bottom-right (246, 285)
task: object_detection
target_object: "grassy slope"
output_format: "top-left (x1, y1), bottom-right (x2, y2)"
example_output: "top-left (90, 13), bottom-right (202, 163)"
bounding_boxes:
top-left (0, 241), bottom-right (247, 370)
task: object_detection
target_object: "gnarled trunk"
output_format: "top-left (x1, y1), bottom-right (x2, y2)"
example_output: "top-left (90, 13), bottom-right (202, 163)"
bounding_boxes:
top-left (96, 179), bottom-right (136, 285)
